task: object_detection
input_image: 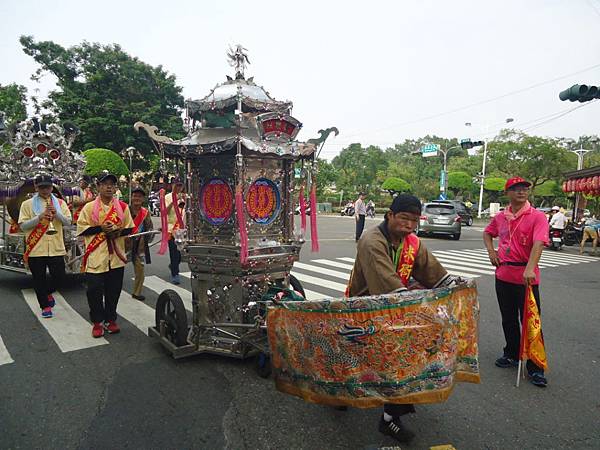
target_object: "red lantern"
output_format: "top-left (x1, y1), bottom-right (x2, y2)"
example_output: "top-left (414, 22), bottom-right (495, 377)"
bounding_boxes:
top-left (49, 149), bottom-right (60, 160)
top-left (567, 179), bottom-right (574, 192)
top-left (36, 143), bottom-right (47, 153)
top-left (562, 181), bottom-right (567, 192)
top-left (578, 178), bottom-right (585, 192)
top-left (592, 176), bottom-right (599, 190)
top-left (22, 147), bottom-right (34, 158)
top-left (585, 177), bottom-right (592, 192)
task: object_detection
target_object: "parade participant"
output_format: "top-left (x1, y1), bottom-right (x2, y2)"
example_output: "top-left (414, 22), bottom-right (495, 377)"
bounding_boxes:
top-left (77, 172), bottom-right (134, 337)
top-left (127, 187), bottom-right (153, 301)
top-left (483, 176), bottom-right (549, 387)
top-left (580, 221), bottom-right (600, 256)
top-left (164, 177), bottom-right (185, 285)
top-left (71, 175), bottom-right (95, 223)
top-left (347, 194), bottom-right (451, 443)
top-left (18, 174), bottom-right (72, 318)
top-left (354, 192), bottom-right (367, 242)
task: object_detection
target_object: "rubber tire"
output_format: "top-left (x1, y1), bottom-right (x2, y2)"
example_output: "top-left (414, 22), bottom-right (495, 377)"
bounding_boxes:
top-left (155, 289), bottom-right (188, 346)
top-left (452, 233), bottom-right (461, 240)
top-left (466, 217), bottom-right (473, 226)
top-left (289, 274), bottom-right (306, 298)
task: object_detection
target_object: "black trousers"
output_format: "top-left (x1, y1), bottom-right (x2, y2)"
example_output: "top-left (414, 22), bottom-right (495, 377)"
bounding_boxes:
top-left (168, 238), bottom-right (181, 276)
top-left (495, 278), bottom-right (544, 374)
top-left (355, 214), bottom-right (366, 241)
top-left (28, 256), bottom-right (65, 309)
top-left (86, 267), bottom-right (124, 323)
top-left (384, 403), bottom-right (415, 417)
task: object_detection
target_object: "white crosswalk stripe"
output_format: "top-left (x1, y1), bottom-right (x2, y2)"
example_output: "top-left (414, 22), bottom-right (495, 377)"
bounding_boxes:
top-left (0, 335), bottom-right (14, 367)
top-left (143, 276), bottom-right (193, 312)
top-left (116, 292), bottom-right (156, 335)
top-left (21, 289), bottom-right (109, 352)
top-left (293, 262), bottom-right (350, 281)
top-left (311, 259), bottom-right (355, 271)
top-left (290, 271), bottom-right (347, 293)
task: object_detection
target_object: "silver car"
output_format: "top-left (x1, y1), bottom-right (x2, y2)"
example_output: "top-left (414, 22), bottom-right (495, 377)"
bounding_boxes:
top-left (417, 202), bottom-right (462, 240)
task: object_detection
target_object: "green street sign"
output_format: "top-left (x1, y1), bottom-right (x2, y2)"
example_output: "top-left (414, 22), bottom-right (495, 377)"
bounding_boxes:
top-left (294, 168), bottom-right (302, 178)
top-left (421, 143), bottom-right (439, 158)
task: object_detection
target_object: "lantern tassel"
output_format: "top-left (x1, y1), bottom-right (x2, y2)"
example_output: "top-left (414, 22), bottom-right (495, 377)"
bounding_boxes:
top-left (310, 181), bottom-right (319, 252)
top-left (236, 185), bottom-right (249, 264)
top-left (157, 188), bottom-right (169, 255)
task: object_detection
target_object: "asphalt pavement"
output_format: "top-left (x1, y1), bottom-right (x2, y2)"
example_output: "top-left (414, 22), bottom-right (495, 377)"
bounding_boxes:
top-left (1, 215), bottom-right (599, 450)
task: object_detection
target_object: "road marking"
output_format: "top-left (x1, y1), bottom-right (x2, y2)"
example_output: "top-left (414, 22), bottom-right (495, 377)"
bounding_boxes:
top-left (433, 255), bottom-right (496, 270)
top-left (21, 289), bottom-right (108, 352)
top-left (311, 259), bottom-right (355, 271)
top-left (293, 262), bottom-right (350, 281)
top-left (465, 249), bottom-right (580, 266)
top-left (117, 292), bottom-right (156, 335)
top-left (290, 272), bottom-right (347, 293)
top-left (303, 289), bottom-right (330, 300)
top-left (433, 250), bottom-right (557, 268)
top-left (0, 335), bottom-right (14, 366)
top-left (446, 270), bottom-right (480, 278)
top-left (337, 257), bottom-right (356, 263)
top-left (432, 263), bottom-right (495, 275)
top-left (143, 276), bottom-right (193, 312)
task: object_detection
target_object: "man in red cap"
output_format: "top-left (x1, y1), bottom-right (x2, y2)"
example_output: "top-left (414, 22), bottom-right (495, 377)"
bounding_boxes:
top-left (483, 177), bottom-right (549, 387)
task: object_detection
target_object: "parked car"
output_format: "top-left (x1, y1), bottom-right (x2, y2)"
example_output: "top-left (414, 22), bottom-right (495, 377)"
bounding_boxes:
top-left (417, 202), bottom-right (462, 240)
top-left (437, 200), bottom-right (474, 226)
top-left (481, 206), bottom-right (505, 218)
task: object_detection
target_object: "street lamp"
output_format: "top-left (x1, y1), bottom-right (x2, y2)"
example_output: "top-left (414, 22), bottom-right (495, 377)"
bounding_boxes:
top-left (438, 145), bottom-right (460, 199)
top-left (465, 118), bottom-right (514, 218)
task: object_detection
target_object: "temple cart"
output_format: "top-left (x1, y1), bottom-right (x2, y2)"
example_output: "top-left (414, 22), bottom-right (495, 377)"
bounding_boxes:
top-left (136, 47), bottom-right (338, 371)
top-left (0, 117), bottom-right (86, 274)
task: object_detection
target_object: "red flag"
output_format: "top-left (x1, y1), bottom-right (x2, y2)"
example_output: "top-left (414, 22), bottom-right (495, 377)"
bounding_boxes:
top-left (519, 286), bottom-right (548, 370)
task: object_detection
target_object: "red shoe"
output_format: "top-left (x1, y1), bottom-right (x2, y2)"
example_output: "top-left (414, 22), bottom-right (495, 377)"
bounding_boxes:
top-left (47, 295), bottom-right (56, 308)
top-left (92, 322), bottom-right (104, 338)
top-left (104, 321), bottom-right (120, 334)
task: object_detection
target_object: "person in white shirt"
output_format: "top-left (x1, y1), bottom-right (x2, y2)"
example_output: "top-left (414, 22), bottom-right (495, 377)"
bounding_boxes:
top-left (549, 206), bottom-right (566, 230)
top-left (354, 192), bottom-right (367, 241)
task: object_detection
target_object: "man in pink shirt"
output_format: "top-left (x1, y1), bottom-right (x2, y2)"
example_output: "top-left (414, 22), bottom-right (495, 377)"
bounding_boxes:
top-left (483, 177), bottom-right (549, 387)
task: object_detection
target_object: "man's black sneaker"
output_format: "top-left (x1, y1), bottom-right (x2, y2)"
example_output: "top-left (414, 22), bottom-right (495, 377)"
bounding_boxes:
top-left (378, 416), bottom-right (415, 443)
top-left (495, 356), bottom-right (519, 368)
top-left (529, 372), bottom-right (547, 387)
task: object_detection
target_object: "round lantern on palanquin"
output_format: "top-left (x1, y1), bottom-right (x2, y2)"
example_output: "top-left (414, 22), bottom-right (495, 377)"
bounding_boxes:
top-left (562, 181), bottom-right (568, 193)
top-left (592, 175), bottom-right (599, 190)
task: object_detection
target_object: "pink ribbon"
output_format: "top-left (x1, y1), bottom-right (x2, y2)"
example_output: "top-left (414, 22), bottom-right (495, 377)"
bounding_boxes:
top-left (299, 186), bottom-right (307, 233)
top-left (235, 185), bottom-right (248, 264)
top-left (310, 182), bottom-right (319, 252)
top-left (157, 188), bottom-right (169, 255)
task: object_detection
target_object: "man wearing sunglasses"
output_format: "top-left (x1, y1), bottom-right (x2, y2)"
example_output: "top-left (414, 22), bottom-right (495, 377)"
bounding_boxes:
top-left (483, 177), bottom-right (549, 387)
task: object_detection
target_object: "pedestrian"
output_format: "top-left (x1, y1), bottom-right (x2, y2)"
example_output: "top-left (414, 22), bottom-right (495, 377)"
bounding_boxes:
top-left (346, 194), bottom-right (454, 443)
top-left (71, 175), bottom-right (95, 223)
top-left (483, 176), bottom-right (549, 387)
top-left (580, 221), bottom-right (600, 255)
top-left (127, 187), bottom-right (153, 301)
top-left (77, 172), bottom-right (134, 338)
top-left (18, 174), bottom-right (72, 318)
top-left (165, 177), bottom-right (185, 285)
top-left (354, 192), bottom-right (367, 242)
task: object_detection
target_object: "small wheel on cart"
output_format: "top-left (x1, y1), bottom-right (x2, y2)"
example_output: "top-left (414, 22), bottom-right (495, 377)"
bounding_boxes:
top-left (256, 352), bottom-right (272, 378)
top-left (289, 274), bottom-right (306, 298)
top-left (155, 289), bottom-right (188, 346)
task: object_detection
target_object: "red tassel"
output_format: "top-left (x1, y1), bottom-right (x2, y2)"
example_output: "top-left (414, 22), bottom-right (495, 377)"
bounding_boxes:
top-left (310, 182), bottom-right (319, 252)
top-left (299, 186), bottom-right (307, 233)
top-left (157, 188), bottom-right (169, 255)
top-left (235, 185), bottom-right (249, 264)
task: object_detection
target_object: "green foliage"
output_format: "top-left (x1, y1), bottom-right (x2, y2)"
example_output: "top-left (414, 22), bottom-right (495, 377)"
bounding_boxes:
top-left (447, 171), bottom-right (473, 196)
top-left (533, 180), bottom-right (559, 197)
top-left (0, 83), bottom-right (28, 126)
top-left (20, 36), bottom-right (185, 168)
top-left (381, 177), bottom-right (411, 195)
top-left (83, 148), bottom-right (129, 178)
top-left (331, 143), bottom-right (388, 198)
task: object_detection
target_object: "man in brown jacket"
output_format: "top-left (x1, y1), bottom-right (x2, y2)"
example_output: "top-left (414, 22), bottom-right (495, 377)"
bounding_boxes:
top-left (347, 194), bottom-right (452, 444)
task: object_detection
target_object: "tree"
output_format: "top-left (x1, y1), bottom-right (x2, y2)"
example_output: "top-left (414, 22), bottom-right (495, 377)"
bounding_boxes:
top-left (0, 83), bottom-right (28, 126)
top-left (83, 148), bottom-right (129, 178)
top-left (483, 177), bottom-right (506, 203)
top-left (487, 129), bottom-right (572, 202)
top-left (381, 177), bottom-right (411, 196)
top-left (20, 36), bottom-right (185, 167)
top-left (332, 143), bottom-right (388, 197)
top-left (447, 171), bottom-right (473, 197)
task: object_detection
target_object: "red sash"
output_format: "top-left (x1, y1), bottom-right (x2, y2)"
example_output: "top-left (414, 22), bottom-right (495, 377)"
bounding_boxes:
top-left (395, 233), bottom-right (420, 286)
top-left (171, 191), bottom-right (185, 234)
top-left (81, 200), bottom-right (128, 272)
top-left (132, 207), bottom-right (148, 234)
top-left (23, 220), bottom-right (50, 265)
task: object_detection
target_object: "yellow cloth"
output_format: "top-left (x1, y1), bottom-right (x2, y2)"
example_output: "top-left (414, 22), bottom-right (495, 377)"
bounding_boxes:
top-left (164, 192), bottom-right (184, 233)
top-left (18, 197), bottom-right (72, 257)
top-left (77, 200), bottom-right (134, 273)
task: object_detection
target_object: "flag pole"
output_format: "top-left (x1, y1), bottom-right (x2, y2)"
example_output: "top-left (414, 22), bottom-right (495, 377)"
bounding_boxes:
top-left (516, 285), bottom-right (531, 388)
top-left (516, 360), bottom-right (522, 387)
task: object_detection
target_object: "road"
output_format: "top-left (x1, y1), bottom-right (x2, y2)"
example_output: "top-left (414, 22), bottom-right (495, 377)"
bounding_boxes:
top-left (1, 215), bottom-right (599, 449)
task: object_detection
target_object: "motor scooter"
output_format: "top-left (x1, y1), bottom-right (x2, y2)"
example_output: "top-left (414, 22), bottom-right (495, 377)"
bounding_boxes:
top-left (148, 192), bottom-right (160, 216)
top-left (549, 228), bottom-right (564, 250)
top-left (340, 203), bottom-right (355, 216)
top-left (366, 202), bottom-right (375, 218)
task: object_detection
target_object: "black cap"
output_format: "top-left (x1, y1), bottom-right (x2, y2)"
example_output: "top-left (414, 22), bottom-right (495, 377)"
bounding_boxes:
top-left (389, 194), bottom-right (422, 215)
top-left (131, 186), bottom-right (146, 196)
top-left (34, 174), bottom-right (53, 187)
top-left (171, 176), bottom-right (183, 185)
top-left (97, 171), bottom-right (118, 184)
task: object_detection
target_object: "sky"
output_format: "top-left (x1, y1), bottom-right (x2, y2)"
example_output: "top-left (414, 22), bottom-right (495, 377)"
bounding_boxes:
top-left (1, 0), bottom-right (600, 160)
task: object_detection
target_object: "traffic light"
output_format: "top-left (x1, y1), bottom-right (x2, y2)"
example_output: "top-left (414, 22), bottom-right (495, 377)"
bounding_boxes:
top-left (460, 139), bottom-right (484, 150)
top-left (559, 84), bottom-right (600, 102)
